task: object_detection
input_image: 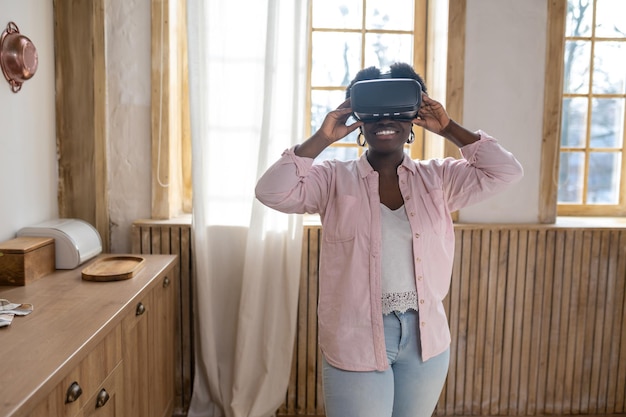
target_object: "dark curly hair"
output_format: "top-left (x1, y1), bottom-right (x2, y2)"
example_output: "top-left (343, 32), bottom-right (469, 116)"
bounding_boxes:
top-left (345, 62), bottom-right (427, 99)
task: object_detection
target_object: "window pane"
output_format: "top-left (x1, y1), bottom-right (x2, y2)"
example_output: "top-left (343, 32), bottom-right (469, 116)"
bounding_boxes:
top-left (595, 0), bottom-right (626, 38)
top-left (566, 0), bottom-right (593, 37)
top-left (564, 40), bottom-right (591, 94)
top-left (590, 98), bottom-right (624, 148)
top-left (561, 97), bottom-right (588, 147)
top-left (312, 32), bottom-right (362, 87)
top-left (312, 0), bottom-right (363, 29)
top-left (364, 33), bottom-right (414, 70)
top-left (558, 152), bottom-right (585, 203)
top-left (587, 152), bottom-right (621, 204)
top-left (311, 90), bottom-right (358, 145)
top-left (592, 42), bottom-right (626, 94)
top-left (366, 0), bottom-right (414, 31)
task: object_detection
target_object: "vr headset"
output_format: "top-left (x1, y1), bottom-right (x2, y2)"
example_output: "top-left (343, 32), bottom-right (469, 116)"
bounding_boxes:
top-left (350, 78), bottom-right (422, 123)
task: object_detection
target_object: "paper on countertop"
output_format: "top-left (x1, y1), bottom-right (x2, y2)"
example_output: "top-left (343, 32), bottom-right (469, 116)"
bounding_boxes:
top-left (0, 313), bottom-right (13, 327)
top-left (0, 301), bottom-right (33, 316)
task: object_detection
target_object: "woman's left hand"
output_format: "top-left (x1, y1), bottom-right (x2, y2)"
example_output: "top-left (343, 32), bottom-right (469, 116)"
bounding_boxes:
top-left (412, 94), bottom-right (451, 135)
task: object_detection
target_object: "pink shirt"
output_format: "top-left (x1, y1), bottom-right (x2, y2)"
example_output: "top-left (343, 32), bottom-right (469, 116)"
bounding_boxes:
top-left (255, 131), bottom-right (523, 371)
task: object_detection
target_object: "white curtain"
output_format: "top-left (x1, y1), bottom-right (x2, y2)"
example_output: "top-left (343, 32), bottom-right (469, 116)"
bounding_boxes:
top-left (186, 1), bottom-right (308, 417)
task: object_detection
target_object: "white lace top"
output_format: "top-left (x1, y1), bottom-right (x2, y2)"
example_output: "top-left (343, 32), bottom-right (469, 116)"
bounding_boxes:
top-left (380, 204), bottom-right (418, 315)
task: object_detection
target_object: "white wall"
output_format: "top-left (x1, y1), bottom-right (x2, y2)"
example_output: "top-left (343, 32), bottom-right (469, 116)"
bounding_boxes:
top-left (105, 0), bottom-right (152, 252)
top-left (0, 2), bottom-right (57, 242)
top-left (459, 0), bottom-right (545, 223)
top-left (0, 0), bottom-right (548, 248)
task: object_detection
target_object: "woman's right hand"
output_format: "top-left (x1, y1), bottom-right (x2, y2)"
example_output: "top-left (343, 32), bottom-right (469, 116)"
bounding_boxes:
top-left (314, 99), bottom-right (363, 145)
top-left (295, 99), bottom-right (363, 158)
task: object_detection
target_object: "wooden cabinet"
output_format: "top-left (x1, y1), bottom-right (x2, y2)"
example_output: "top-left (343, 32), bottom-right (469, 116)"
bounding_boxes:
top-left (122, 274), bottom-right (176, 417)
top-left (0, 254), bottom-right (177, 417)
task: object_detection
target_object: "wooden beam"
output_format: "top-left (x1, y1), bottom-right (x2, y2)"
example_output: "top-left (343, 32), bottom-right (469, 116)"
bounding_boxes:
top-left (151, 0), bottom-right (185, 219)
top-left (539, 0), bottom-right (566, 223)
top-left (54, 0), bottom-right (110, 251)
top-left (445, 0), bottom-right (466, 160)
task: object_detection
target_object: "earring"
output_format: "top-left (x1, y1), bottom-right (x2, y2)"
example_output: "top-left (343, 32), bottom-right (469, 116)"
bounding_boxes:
top-left (357, 127), bottom-right (366, 147)
top-left (407, 130), bottom-right (415, 144)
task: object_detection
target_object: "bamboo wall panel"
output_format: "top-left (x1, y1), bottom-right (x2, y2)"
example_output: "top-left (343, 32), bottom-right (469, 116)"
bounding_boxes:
top-left (278, 226), bottom-right (325, 416)
top-left (131, 220), bottom-right (193, 417)
top-left (278, 225), bottom-right (626, 417)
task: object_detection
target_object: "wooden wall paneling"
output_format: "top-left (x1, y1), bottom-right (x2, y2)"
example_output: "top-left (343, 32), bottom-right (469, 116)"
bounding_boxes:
top-left (306, 228), bottom-right (319, 414)
top-left (296, 229), bottom-right (308, 414)
top-left (464, 230), bottom-right (482, 415)
top-left (579, 230), bottom-right (596, 412)
top-left (177, 225), bottom-right (193, 409)
top-left (509, 229), bottom-right (528, 414)
top-left (555, 229), bottom-right (574, 413)
top-left (538, 230), bottom-right (555, 414)
top-left (589, 230), bottom-right (610, 412)
top-left (274, 224), bottom-right (626, 417)
top-left (545, 228), bottom-right (566, 414)
top-left (516, 229), bottom-right (535, 415)
top-left (293, 231), bottom-right (307, 414)
top-left (131, 219), bottom-right (194, 415)
top-left (597, 230), bottom-right (614, 412)
top-left (438, 228), bottom-right (464, 416)
top-left (614, 231), bottom-right (626, 412)
top-left (491, 229), bottom-right (509, 415)
top-left (474, 229), bottom-right (490, 413)
top-left (528, 229), bottom-right (543, 415)
top-left (314, 230), bottom-right (324, 415)
top-left (565, 229), bottom-right (584, 413)
top-left (499, 229), bottom-right (518, 415)
top-left (607, 231), bottom-right (626, 412)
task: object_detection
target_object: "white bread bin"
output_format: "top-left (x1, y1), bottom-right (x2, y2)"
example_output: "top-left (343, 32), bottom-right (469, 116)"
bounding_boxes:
top-left (17, 219), bottom-right (102, 269)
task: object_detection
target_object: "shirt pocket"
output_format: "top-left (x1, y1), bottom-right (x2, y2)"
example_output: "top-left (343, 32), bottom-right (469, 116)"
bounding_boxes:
top-left (323, 195), bottom-right (359, 242)
top-left (418, 189), bottom-right (448, 235)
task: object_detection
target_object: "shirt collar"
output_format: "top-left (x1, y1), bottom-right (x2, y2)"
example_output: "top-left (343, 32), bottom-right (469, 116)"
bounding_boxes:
top-left (356, 151), bottom-right (417, 178)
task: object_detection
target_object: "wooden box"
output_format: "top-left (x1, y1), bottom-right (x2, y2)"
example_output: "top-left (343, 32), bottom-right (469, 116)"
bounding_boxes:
top-left (0, 237), bottom-right (55, 286)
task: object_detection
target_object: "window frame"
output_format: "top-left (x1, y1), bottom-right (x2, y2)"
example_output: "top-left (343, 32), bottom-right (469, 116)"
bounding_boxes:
top-left (150, 0), bottom-right (467, 219)
top-left (542, 0), bottom-right (626, 221)
top-left (305, 0), bottom-right (429, 161)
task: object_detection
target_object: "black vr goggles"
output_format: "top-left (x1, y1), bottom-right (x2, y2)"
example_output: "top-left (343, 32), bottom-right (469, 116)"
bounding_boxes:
top-left (350, 78), bottom-right (422, 123)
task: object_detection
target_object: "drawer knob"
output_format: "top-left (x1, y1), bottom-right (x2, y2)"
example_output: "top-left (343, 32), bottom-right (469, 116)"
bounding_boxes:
top-left (65, 381), bottom-right (82, 403)
top-left (163, 276), bottom-right (170, 288)
top-left (136, 302), bottom-right (146, 316)
top-left (95, 388), bottom-right (110, 408)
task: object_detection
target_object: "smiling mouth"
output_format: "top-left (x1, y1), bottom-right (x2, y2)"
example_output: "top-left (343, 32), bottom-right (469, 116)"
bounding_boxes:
top-left (376, 129), bottom-right (397, 136)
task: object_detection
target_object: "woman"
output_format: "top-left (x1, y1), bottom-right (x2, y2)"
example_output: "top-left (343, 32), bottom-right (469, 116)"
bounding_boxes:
top-left (255, 63), bottom-right (523, 417)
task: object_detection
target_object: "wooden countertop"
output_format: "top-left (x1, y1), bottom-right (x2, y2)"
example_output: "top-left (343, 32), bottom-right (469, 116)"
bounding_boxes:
top-left (0, 254), bottom-right (177, 417)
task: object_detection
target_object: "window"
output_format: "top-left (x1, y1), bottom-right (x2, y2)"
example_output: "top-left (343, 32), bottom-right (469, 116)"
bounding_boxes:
top-left (557, 0), bottom-right (626, 216)
top-left (307, 0), bottom-right (428, 163)
top-left (152, 0), bottom-right (460, 219)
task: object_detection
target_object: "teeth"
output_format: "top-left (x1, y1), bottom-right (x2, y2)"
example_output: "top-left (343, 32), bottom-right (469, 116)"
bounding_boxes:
top-left (376, 130), bottom-right (396, 135)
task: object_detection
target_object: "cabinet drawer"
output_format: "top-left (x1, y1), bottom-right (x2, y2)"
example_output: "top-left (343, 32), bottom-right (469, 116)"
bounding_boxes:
top-left (80, 362), bottom-right (124, 417)
top-left (28, 325), bottom-right (123, 417)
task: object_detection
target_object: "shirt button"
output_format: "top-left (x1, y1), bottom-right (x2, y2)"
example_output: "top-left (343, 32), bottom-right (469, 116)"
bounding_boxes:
top-left (420, 299), bottom-right (425, 304)
top-left (415, 257), bottom-right (421, 263)
top-left (414, 233), bottom-right (420, 238)
top-left (410, 212), bottom-right (415, 217)
top-left (421, 321), bottom-right (426, 327)
top-left (405, 196), bottom-right (411, 200)
top-left (417, 275), bottom-right (423, 281)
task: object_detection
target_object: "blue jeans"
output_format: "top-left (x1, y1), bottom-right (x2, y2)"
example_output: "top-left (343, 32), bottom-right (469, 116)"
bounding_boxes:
top-left (322, 310), bottom-right (450, 417)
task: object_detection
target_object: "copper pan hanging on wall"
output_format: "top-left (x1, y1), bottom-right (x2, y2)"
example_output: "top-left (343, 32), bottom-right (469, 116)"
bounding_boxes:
top-left (0, 21), bottom-right (38, 93)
